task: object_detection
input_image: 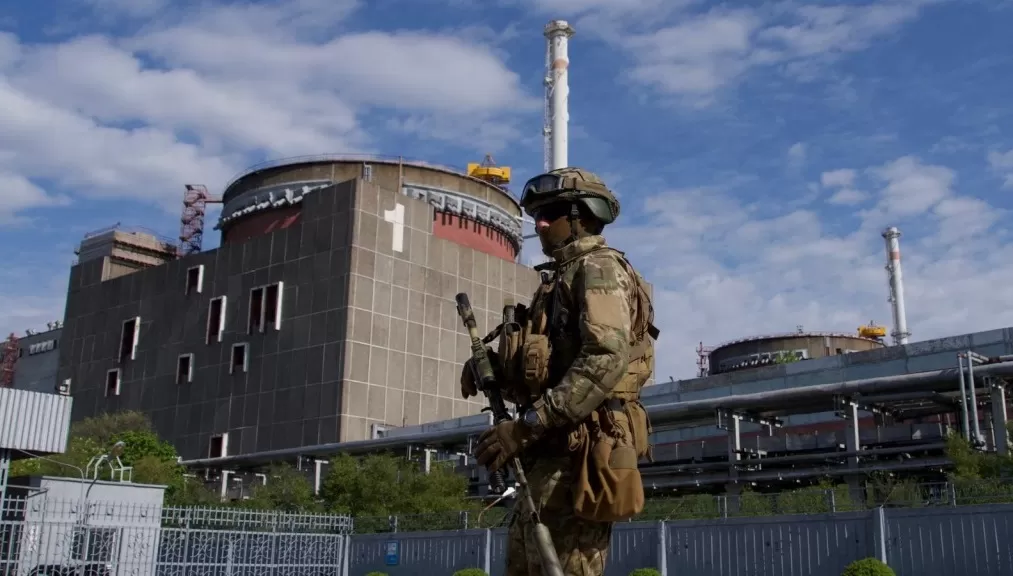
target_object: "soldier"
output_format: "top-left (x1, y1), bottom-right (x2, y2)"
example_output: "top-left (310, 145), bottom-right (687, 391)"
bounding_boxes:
top-left (460, 168), bottom-right (659, 576)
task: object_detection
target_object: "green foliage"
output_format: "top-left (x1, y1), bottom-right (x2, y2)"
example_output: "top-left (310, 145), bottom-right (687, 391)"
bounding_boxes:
top-left (841, 558), bottom-right (895, 576)
top-left (238, 463), bottom-right (321, 512)
top-left (452, 569), bottom-right (489, 576)
top-left (8, 411), bottom-right (219, 505)
top-left (364, 572), bottom-right (389, 576)
top-left (773, 351), bottom-right (801, 364)
top-left (321, 453), bottom-right (472, 519)
top-left (629, 569), bottom-right (662, 576)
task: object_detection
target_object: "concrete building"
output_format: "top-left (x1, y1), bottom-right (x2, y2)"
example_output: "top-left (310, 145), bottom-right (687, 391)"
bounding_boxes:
top-left (59, 157), bottom-right (541, 460)
top-left (7, 326), bottom-right (64, 394)
top-left (707, 331), bottom-right (885, 375)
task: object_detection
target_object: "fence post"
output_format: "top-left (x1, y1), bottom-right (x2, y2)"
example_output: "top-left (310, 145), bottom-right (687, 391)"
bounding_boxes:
top-left (341, 534), bottom-right (351, 576)
top-left (871, 507), bottom-right (888, 564)
top-left (656, 521), bottom-right (667, 576)
top-left (483, 528), bottom-right (492, 575)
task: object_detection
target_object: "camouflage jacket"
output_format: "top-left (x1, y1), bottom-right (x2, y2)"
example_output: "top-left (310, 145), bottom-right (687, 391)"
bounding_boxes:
top-left (530, 234), bottom-right (641, 429)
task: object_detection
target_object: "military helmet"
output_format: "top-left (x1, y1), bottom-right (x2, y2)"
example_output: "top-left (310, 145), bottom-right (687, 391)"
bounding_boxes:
top-left (519, 167), bottom-right (621, 225)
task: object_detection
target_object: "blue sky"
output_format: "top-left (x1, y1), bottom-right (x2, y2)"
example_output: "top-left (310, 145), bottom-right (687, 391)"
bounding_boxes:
top-left (1, 0), bottom-right (1012, 380)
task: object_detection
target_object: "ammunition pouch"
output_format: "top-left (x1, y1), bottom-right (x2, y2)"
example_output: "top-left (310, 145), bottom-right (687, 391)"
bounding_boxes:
top-left (569, 399), bottom-right (652, 522)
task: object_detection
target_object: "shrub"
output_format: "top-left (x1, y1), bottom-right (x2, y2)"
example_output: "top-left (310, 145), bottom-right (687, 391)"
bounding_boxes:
top-left (365, 572), bottom-right (389, 576)
top-left (842, 558), bottom-right (895, 576)
top-left (452, 570), bottom-right (489, 576)
top-left (629, 569), bottom-right (662, 576)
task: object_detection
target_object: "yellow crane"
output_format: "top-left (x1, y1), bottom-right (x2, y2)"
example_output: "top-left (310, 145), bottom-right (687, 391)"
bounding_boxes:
top-left (467, 154), bottom-right (511, 190)
top-left (858, 322), bottom-right (887, 340)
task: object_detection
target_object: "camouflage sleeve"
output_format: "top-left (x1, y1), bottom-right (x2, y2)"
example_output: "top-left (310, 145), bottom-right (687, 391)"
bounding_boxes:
top-left (533, 252), bottom-right (633, 427)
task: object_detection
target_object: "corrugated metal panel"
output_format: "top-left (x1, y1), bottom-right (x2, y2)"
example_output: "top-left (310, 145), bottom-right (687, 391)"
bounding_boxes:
top-left (347, 529), bottom-right (488, 576)
top-left (607, 521), bottom-right (658, 575)
top-left (885, 504), bottom-right (1013, 576)
top-left (489, 527), bottom-right (509, 576)
top-left (0, 388), bottom-right (72, 453)
top-left (666, 511), bottom-right (872, 576)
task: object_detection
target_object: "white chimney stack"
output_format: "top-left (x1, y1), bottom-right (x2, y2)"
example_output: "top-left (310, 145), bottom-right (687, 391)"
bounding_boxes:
top-left (882, 226), bottom-right (911, 345)
top-left (543, 20), bottom-right (575, 171)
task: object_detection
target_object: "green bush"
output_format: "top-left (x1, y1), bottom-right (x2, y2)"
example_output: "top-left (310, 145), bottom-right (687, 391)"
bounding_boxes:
top-left (629, 569), bottom-right (662, 576)
top-left (452, 570), bottom-right (488, 576)
top-left (365, 572), bottom-right (389, 576)
top-left (842, 558), bottom-right (895, 576)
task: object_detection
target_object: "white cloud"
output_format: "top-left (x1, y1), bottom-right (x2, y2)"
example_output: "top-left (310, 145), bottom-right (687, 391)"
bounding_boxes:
top-left (562, 0), bottom-right (938, 101)
top-left (820, 168), bottom-right (855, 188)
top-left (820, 168), bottom-right (867, 205)
top-left (827, 188), bottom-right (868, 205)
top-left (987, 148), bottom-right (1013, 188)
top-left (610, 154), bottom-right (1013, 380)
top-left (0, 0), bottom-right (538, 225)
top-left (787, 142), bottom-right (807, 171)
top-left (0, 0), bottom-right (541, 339)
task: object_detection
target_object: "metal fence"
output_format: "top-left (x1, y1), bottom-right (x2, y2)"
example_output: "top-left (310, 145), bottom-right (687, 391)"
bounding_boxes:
top-left (1, 486), bottom-right (1012, 576)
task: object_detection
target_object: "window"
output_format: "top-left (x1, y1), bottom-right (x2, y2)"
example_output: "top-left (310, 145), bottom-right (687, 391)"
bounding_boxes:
top-left (177, 354), bottom-right (194, 385)
top-left (185, 265), bottom-right (205, 295)
top-left (105, 369), bottom-right (121, 397)
top-left (248, 282), bottom-right (284, 333)
top-left (206, 296), bottom-right (227, 344)
top-left (119, 317), bottom-right (140, 362)
top-left (230, 343), bottom-right (249, 374)
top-left (209, 433), bottom-right (229, 458)
top-left (363, 163), bottom-right (373, 181)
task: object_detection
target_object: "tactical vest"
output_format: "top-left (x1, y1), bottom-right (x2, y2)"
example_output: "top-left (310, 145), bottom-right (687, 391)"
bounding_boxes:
top-left (495, 245), bottom-right (659, 409)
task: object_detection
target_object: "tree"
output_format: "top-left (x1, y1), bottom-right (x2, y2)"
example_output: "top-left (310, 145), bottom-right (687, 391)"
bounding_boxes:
top-left (238, 463), bottom-right (320, 512)
top-left (320, 452), bottom-right (472, 517)
top-left (8, 411), bottom-right (218, 505)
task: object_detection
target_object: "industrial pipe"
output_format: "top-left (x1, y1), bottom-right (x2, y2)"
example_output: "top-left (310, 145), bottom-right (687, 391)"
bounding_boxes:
top-left (180, 361), bottom-right (1013, 468)
top-left (640, 442), bottom-right (949, 475)
top-left (967, 351), bottom-right (983, 444)
top-left (644, 457), bottom-right (951, 490)
top-left (958, 354), bottom-right (971, 439)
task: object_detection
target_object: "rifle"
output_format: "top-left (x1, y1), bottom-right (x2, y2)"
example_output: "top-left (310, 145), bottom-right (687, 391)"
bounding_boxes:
top-left (455, 292), bottom-right (564, 576)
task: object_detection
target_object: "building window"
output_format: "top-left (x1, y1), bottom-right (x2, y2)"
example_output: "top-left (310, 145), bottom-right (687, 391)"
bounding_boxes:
top-left (119, 317), bottom-right (140, 362)
top-left (209, 433), bottom-right (228, 458)
top-left (248, 282), bottom-right (284, 333)
top-left (105, 369), bottom-right (121, 397)
top-left (185, 265), bottom-right (205, 295)
top-left (230, 343), bottom-right (249, 374)
top-left (177, 354), bottom-right (194, 385)
top-left (206, 296), bottom-right (227, 344)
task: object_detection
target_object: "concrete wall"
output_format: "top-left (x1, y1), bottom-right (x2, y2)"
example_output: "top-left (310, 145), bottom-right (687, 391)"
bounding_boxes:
top-left (340, 180), bottom-right (539, 440)
top-left (11, 328), bottom-right (62, 394)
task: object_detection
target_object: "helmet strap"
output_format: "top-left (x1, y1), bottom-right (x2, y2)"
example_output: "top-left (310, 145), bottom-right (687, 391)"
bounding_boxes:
top-left (567, 203), bottom-right (581, 243)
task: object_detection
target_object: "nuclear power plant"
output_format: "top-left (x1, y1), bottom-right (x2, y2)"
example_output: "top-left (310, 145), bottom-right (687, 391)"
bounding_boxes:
top-left (2, 18), bottom-right (1012, 504)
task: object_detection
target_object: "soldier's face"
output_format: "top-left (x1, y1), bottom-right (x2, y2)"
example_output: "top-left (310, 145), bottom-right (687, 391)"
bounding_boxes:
top-left (533, 202), bottom-right (573, 256)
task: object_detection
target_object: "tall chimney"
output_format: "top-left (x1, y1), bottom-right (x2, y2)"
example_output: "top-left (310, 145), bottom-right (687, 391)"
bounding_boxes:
top-left (882, 226), bottom-right (911, 345)
top-left (543, 20), bottom-right (575, 171)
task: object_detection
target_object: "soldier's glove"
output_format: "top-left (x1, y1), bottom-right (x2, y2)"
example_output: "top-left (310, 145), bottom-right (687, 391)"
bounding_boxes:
top-left (460, 348), bottom-right (501, 399)
top-left (475, 420), bottom-right (539, 473)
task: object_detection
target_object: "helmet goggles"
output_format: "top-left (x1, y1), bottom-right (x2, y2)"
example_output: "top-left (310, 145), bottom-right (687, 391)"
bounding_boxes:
top-left (519, 173), bottom-right (611, 217)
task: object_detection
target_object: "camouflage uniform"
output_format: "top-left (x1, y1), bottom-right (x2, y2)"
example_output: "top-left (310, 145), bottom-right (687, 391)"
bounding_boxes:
top-left (505, 233), bottom-right (639, 576)
top-left (494, 167), bottom-right (656, 576)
